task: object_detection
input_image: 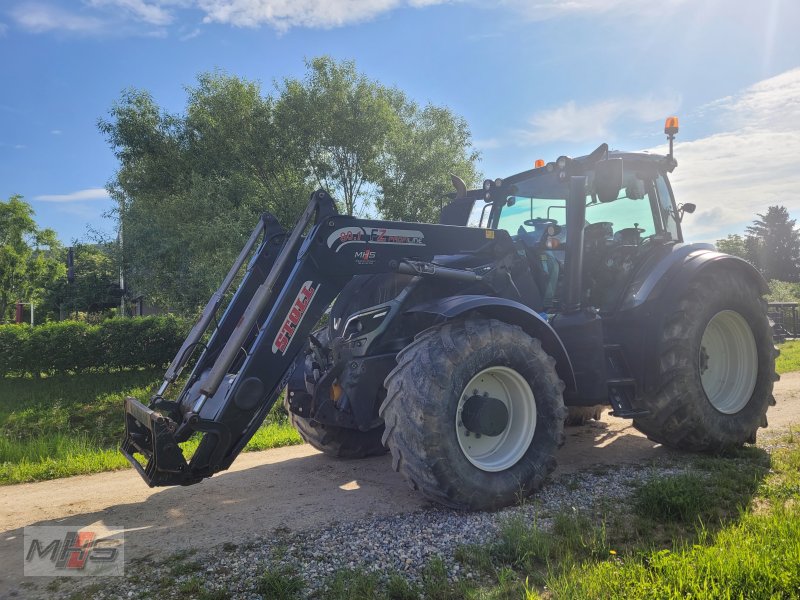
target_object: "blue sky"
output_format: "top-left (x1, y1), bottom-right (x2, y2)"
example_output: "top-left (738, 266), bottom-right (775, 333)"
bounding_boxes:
top-left (1, 0), bottom-right (799, 244)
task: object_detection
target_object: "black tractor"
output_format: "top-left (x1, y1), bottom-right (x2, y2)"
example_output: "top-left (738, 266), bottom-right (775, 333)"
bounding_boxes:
top-left (122, 117), bottom-right (777, 510)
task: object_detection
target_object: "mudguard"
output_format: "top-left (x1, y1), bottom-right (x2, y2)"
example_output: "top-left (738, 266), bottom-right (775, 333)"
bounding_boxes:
top-left (620, 243), bottom-right (767, 311)
top-left (405, 294), bottom-right (577, 394)
top-left (615, 244), bottom-right (769, 396)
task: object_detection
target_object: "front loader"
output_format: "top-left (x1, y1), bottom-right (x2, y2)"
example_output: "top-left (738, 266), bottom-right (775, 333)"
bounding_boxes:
top-left (122, 118), bottom-right (777, 509)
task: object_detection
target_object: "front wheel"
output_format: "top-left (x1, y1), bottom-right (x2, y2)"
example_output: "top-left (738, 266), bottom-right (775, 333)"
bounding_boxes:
top-left (380, 318), bottom-right (566, 510)
top-left (633, 269), bottom-right (778, 451)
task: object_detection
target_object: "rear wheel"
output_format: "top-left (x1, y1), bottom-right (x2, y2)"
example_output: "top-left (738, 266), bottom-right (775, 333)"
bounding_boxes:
top-left (633, 269), bottom-right (777, 451)
top-left (380, 317), bottom-right (566, 510)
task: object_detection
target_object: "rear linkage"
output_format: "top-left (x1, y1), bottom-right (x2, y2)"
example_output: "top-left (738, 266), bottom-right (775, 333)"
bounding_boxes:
top-left (121, 189), bottom-right (500, 486)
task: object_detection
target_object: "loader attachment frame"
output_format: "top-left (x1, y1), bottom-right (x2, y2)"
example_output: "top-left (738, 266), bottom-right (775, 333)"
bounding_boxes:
top-left (122, 189), bottom-right (511, 486)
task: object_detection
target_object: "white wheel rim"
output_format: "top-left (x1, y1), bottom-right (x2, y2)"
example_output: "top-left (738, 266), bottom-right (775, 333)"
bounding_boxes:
top-left (699, 310), bottom-right (758, 414)
top-left (455, 366), bottom-right (536, 472)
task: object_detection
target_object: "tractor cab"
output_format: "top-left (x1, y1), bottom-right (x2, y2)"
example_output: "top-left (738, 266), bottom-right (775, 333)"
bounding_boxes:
top-left (456, 145), bottom-right (689, 313)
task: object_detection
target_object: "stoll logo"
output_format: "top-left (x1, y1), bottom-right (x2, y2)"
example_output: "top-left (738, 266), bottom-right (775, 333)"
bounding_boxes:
top-left (23, 525), bottom-right (125, 577)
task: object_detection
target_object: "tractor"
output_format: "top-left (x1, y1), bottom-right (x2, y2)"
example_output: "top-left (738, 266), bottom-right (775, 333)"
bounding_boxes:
top-left (122, 117), bottom-right (777, 510)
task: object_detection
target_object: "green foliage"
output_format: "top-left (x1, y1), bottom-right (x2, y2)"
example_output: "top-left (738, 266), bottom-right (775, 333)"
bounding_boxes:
top-left (275, 57), bottom-right (397, 217)
top-left (376, 103), bottom-right (480, 223)
top-left (100, 73), bottom-right (311, 312)
top-left (43, 242), bottom-right (120, 319)
top-left (765, 278), bottom-right (800, 302)
top-left (715, 233), bottom-right (750, 262)
top-left (101, 58), bottom-right (480, 311)
top-left (0, 316), bottom-right (188, 376)
top-left (0, 195), bottom-right (65, 322)
top-left (776, 340), bottom-right (800, 374)
top-left (276, 57), bottom-right (481, 221)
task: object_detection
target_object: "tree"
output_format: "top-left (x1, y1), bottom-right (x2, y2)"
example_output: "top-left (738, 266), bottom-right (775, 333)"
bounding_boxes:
top-left (745, 205), bottom-right (800, 281)
top-left (101, 59), bottom-right (480, 312)
top-left (716, 234), bottom-right (751, 262)
top-left (274, 57), bottom-right (397, 216)
top-left (99, 73), bottom-right (311, 311)
top-left (275, 57), bottom-right (480, 219)
top-left (376, 103), bottom-right (480, 223)
top-left (0, 195), bottom-right (65, 322)
top-left (43, 243), bottom-right (120, 318)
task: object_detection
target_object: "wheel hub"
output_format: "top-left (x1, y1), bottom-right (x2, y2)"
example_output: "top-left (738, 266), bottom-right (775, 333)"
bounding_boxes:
top-left (461, 394), bottom-right (509, 437)
top-left (699, 310), bottom-right (758, 415)
top-left (456, 366), bottom-right (536, 472)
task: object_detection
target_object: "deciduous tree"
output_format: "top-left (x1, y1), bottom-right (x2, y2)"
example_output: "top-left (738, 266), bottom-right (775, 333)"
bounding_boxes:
top-left (0, 195), bottom-right (64, 322)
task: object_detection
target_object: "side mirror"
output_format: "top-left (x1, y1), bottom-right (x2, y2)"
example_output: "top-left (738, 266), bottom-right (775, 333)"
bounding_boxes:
top-left (678, 202), bottom-right (696, 222)
top-left (594, 158), bottom-right (624, 203)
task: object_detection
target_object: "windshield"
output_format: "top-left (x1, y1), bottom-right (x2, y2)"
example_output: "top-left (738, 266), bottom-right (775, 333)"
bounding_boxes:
top-left (493, 164), bottom-right (679, 243)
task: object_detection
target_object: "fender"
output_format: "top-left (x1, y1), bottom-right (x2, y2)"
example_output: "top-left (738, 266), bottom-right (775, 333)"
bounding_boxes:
top-left (405, 294), bottom-right (577, 393)
top-left (618, 245), bottom-right (768, 395)
top-left (624, 244), bottom-right (767, 313)
top-left (619, 243), bottom-right (710, 310)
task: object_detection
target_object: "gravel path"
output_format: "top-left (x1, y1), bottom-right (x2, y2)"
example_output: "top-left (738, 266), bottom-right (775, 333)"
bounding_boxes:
top-left (48, 462), bottom-right (696, 600)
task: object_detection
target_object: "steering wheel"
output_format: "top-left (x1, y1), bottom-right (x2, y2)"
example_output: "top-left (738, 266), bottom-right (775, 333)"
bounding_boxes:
top-left (614, 226), bottom-right (646, 246)
top-left (524, 217), bottom-right (558, 227)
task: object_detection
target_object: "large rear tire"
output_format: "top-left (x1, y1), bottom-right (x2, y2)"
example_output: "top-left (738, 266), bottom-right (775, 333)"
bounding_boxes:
top-left (633, 268), bottom-right (777, 451)
top-left (380, 317), bottom-right (566, 510)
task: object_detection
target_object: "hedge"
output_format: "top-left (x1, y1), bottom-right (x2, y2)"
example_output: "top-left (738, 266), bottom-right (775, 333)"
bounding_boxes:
top-left (0, 316), bottom-right (190, 377)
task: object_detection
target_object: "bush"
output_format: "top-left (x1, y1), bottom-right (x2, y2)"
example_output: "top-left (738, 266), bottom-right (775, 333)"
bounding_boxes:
top-left (0, 325), bottom-right (29, 376)
top-left (0, 316), bottom-right (190, 377)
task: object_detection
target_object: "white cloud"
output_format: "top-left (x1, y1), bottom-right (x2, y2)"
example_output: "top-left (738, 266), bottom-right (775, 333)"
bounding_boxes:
top-left (50, 129), bottom-right (62, 135)
top-left (196, 0), bottom-right (420, 30)
top-left (7, 0), bottom-right (694, 35)
top-left (86, 0), bottom-right (174, 26)
top-left (0, 22), bottom-right (8, 36)
top-left (35, 188), bottom-right (111, 202)
top-left (518, 94), bottom-right (681, 144)
top-left (12, 3), bottom-right (106, 33)
top-left (660, 68), bottom-right (800, 242)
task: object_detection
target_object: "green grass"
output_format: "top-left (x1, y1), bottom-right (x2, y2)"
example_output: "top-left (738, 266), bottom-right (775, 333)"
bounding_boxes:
top-left (540, 506), bottom-right (800, 599)
top-left (256, 566), bottom-right (304, 600)
top-left (523, 430), bottom-right (800, 599)
top-left (776, 339), bottom-right (800, 374)
top-left (0, 370), bottom-right (301, 485)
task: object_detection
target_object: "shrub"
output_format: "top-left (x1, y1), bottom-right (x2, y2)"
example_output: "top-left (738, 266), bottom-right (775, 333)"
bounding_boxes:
top-left (0, 325), bottom-right (30, 376)
top-left (0, 316), bottom-right (190, 376)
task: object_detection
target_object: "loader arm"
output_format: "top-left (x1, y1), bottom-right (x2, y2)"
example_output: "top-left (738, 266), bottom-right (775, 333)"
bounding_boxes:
top-left (122, 190), bottom-right (511, 486)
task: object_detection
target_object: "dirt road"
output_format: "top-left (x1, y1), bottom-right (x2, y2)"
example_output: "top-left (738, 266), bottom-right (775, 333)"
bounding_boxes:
top-left (2, 374), bottom-right (798, 596)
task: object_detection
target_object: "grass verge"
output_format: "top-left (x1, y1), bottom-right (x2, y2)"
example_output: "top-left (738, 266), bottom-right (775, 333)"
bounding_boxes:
top-left (275, 429), bottom-right (798, 600)
top-left (0, 370), bottom-right (301, 485)
top-left (776, 339), bottom-right (800, 374)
